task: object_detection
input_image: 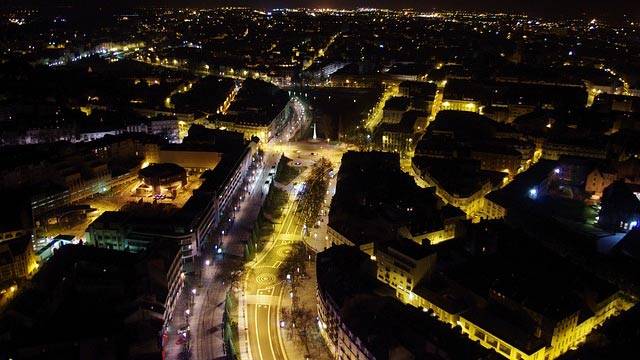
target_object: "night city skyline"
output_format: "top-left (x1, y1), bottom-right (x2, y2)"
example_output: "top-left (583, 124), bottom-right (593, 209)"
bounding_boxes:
top-left (4, 0), bottom-right (640, 18)
top-left (1, 3), bottom-right (640, 360)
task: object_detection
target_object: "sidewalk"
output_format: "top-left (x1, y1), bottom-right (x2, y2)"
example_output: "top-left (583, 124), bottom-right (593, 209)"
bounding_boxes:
top-left (163, 154), bottom-right (273, 360)
top-left (163, 286), bottom-right (191, 360)
top-left (191, 158), bottom-right (272, 360)
top-left (280, 261), bottom-right (331, 360)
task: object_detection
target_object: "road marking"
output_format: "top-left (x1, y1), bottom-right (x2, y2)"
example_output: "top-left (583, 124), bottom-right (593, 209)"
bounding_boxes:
top-left (253, 303), bottom-right (265, 360)
top-left (275, 284), bottom-right (288, 360)
top-left (255, 272), bottom-right (276, 285)
top-left (257, 287), bottom-right (273, 295)
top-left (277, 235), bottom-right (299, 242)
top-left (266, 303), bottom-right (277, 359)
top-left (246, 294), bottom-right (279, 306)
top-left (272, 260), bottom-right (282, 268)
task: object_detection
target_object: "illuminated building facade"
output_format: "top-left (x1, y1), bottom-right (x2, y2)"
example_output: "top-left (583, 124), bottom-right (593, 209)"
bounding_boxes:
top-left (441, 99), bottom-right (482, 113)
top-left (388, 242), bottom-right (635, 360)
top-left (0, 236), bottom-right (37, 286)
top-left (412, 158), bottom-right (496, 216)
top-left (87, 138), bottom-right (258, 273)
top-left (381, 96), bottom-right (410, 124)
top-left (374, 239), bottom-right (436, 293)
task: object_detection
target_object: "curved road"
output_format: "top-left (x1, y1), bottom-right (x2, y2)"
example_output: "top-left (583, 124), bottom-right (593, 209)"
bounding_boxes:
top-left (243, 142), bottom-right (346, 360)
top-left (245, 188), bottom-right (304, 360)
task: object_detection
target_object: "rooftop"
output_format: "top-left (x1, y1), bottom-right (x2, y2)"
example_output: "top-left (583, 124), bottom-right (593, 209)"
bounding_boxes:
top-left (0, 243), bottom-right (177, 359)
top-left (382, 237), bottom-right (435, 262)
top-left (329, 151), bottom-right (446, 246)
top-left (486, 160), bottom-right (558, 209)
top-left (383, 96), bottom-right (411, 111)
top-left (412, 156), bottom-right (502, 198)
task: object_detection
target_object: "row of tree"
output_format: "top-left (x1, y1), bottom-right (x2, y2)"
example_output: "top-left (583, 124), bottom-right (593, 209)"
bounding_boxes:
top-left (297, 157), bottom-right (332, 229)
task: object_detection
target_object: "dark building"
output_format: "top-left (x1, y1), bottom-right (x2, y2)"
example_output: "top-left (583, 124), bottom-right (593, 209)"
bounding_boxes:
top-left (0, 243), bottom-right (182, 360)
top-left (316, 245), bottom-right (491, 360)
top-left (138, 162), bottom-right (187, 195)
top-left (598, 181), bottom-right (640, 232)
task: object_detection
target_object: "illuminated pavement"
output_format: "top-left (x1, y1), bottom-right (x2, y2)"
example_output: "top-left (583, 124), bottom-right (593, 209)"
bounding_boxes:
top-left (163, 151), bottom-right (279, 360)
top-left (240, 141), bottom-right (346, 360)
top-left (193, 151), bottom-right (280, 360)
top-left (242, 198), bottom-right (303, 360)
top-left (364, 83), bottom-right (399, 131)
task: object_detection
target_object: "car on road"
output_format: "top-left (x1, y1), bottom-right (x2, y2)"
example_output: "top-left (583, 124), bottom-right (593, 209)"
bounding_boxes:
top-left (177, 326), bottom-right (189, 335)
top-left (294, 161), bottom-right (302, 166)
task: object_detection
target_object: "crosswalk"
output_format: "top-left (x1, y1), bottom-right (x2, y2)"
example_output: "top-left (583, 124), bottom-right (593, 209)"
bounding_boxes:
top-left (245, 294), bottom-right (280, 306)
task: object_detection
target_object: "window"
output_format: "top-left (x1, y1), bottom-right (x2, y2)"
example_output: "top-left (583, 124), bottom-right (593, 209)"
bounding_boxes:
top-left (486, 335), bottom-right (497, 347)
top-left (498, 343), bottom-right (511, 355)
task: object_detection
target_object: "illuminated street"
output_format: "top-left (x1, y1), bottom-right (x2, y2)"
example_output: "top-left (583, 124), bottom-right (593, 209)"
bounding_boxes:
top-left (165, 150), bottom-right (280, 360)
top-left (240, 141), bottom-right (346, 360)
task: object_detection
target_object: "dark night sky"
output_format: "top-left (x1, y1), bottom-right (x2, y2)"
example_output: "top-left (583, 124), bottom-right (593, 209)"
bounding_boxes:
top-left (4, 0), bottom-right (640, 18)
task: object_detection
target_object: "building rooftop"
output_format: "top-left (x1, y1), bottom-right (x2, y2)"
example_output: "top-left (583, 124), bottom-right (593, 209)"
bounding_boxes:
top-left (0, 243), bottom-right (177, 359)
top-left (138, 162), bottom-right (186, 179)
top-left (462, 305), bottom-right (547, 355)
top-left (429, 110), bottom-right (517, 140)
top-left (329, 151), bottom-right (447, 246)
top-left (448, 232), bottom-right (619, 323)
top-left (316, 245), bottom-right (379, 307)
top-left (412, 156), bottom-right (502, 198)
top-left (317, 246), bottom-right (491, 360)
top-left (383, 96), bottom-right (410, 111)
top-left (486, 160), bottom-right (558, 210)
top-left (383, 237), bottom-right (435, 262)
top-left (377, 110), bottom-right (425, 134)
top-left (343, 295), bottom-right (491, 360)
top-left (399, 80), bottom-right (437, 98)
top-left (0, 235), bottom-right (31, 267)
top-left (443, 79), bottom-right (487, 102)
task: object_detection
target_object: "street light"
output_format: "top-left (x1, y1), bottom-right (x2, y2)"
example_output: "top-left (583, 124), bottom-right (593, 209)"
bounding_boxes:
top-left (191, 288), bottom-right (197, 296)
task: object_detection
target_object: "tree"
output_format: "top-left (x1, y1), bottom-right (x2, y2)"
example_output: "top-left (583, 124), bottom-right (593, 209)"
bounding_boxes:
top-left (297, 158), bottom-right (332, 228)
